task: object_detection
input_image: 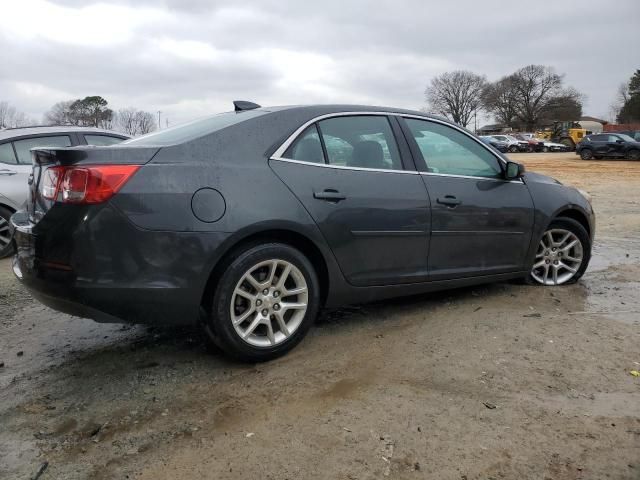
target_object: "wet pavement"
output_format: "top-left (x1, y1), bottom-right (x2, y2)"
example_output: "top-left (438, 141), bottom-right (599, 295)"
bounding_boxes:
top-left (1, 153), bottom-right (639, 479)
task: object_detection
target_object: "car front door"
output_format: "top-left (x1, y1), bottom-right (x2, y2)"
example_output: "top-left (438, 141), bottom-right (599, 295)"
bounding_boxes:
top-left (400, 117), bottom-right (534, 280)
top-left (270, 114), bottom-right (431, 286)
top-left (590, 135), bottom-right (609, 156)
top-left (606, 134), bottom-right (625, 156)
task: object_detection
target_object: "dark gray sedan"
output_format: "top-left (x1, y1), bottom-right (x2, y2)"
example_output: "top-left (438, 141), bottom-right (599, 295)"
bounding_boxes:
top-left (11, 103), bottom-right (595, 361)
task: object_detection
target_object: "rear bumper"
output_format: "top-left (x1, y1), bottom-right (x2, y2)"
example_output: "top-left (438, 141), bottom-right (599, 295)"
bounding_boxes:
top-left (10, 206), bottom-right (229, 326)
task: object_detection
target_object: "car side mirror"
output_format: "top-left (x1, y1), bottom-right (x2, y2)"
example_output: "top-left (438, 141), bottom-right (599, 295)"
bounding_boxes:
top-left (505, 161), bottom-right (525, 179)
top-left (616, 139), bottom-right (624, 143)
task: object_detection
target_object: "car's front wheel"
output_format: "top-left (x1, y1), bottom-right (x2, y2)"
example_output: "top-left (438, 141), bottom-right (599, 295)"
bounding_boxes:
top-left (509, 145), bottom-right (519, 153)
top-left (528, 218), bottom-right (590, 286)
top-left (205, 243), bottom-right (320, 362)
top-left (0, 206), bottom-right (15, 259)
top-left (627, 149), bottom-right (640, 160)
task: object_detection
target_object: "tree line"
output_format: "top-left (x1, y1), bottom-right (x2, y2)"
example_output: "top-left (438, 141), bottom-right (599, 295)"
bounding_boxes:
top-left (0, 96), bottom-right (156, 136)
top-left (425, 64), bottom-right (584, 131)
top-left (44, 96), bottom-right (157, 135)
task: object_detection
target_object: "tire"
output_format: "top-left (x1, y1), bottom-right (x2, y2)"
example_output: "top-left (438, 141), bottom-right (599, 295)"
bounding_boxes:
top-left (0, 206), bottom-right (15, 259)
top-left (627, 149), bottom-right (640, 160)
top-left (580, 148), bottom-right (594, 160)
top-left (204, 243), bottom-right (320, 362)
top-left (526, 218), bottom-right (591, 286)
top-left (542, 146), bottom-right (549, 153)
top-left (509, 145), bottom-right (519, 153)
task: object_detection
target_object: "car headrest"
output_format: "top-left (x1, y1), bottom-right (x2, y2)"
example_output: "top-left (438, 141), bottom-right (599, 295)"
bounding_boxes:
top-left (350, 140), bottom-right (385, 169)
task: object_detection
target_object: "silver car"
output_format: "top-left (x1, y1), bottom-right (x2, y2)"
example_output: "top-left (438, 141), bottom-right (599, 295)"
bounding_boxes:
top-left (0, 126), bottom-right (128, 257)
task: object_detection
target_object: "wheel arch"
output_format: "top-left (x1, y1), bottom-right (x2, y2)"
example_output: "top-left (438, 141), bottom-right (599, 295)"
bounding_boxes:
top-left (553, 208), bottom-right (591, 238)
top-left (200, 227), bottom-right (331, 314)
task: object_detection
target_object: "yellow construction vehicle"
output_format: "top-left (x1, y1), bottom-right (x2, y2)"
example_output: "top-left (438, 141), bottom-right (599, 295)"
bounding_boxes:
top-left (535, 121), bottom-right (587, 150)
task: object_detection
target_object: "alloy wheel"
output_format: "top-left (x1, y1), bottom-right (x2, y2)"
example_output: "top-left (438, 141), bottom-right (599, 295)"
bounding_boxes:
top-left (0, 215), bottom-right (11, 250)
top-left (531, 229), bottom-right (584, 285)
top-left (230, 259), bottom-right (308, 347)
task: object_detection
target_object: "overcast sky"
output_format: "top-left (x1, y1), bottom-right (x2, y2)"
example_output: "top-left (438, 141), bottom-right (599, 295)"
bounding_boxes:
top-left (2, 0), bottom-right (639, 126)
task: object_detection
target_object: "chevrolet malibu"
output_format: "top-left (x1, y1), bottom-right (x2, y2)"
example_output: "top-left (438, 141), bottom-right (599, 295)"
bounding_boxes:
top-left (11, 103), bottom-right (595, 361)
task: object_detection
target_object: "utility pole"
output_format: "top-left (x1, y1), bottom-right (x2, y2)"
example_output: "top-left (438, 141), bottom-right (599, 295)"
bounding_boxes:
top-left (157, 110), bottom-right (161, 130)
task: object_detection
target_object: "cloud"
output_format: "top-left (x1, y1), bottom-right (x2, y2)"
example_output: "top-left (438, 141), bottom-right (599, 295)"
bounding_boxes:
top-left (1, 0), bottom-right (638, 125)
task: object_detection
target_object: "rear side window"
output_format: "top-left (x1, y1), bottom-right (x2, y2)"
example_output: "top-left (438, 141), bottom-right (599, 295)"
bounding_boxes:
top-left (0, 143), bottom-right (16, 164)
top-left (317, 116), bottom-right (403, 170)
top-left (13, 135), bottom-right (72, 165)
top-left (283, 125), bottom-right (325, 164)
top-left (590, 135), bottom-right (606, 142)
top-left (84, 135), bottom-right (124, 146)
top-left (405, 118), bottom-right (502, 178)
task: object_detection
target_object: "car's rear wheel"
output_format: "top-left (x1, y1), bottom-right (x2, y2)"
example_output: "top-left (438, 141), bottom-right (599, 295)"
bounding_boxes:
top-left (204, 243), bottom-right (320, 362)
top-left (580, 149), bottom-right (594, 160)
top-left (528, 218), bottom-right (590, 286)
top-left (0, 206), bottom-right (15, 259)
top-left (627, 149), bottom-right (640, 160)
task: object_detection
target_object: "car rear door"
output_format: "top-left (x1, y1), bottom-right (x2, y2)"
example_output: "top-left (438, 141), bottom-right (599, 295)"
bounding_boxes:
top-left (590, 135), bottom-right (609, 156)
top-left (399, 117), bottom-right (534, 280)
top-left (270, 114), bottom-right (431, 286)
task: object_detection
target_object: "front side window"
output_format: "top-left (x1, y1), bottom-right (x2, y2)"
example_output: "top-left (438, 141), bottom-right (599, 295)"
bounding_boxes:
top-left (13, 135), bottom-right (72, 165)
top-left (405, 118), bottom-right (503, 178)
top-left (317, 116), bottom-right (402, 170)
top-left (0, 142), bottom-right (16, 164)
top-left (282, 125), bottom-right (325, 164)
top-left (84, 135), bottom-right (124, 146)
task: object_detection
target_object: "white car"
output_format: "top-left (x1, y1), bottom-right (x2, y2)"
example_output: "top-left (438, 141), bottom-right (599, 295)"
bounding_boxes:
top-left (0, 126), bottom-right (128, 257)
top-left (539, 141), bottom-right (570, 153)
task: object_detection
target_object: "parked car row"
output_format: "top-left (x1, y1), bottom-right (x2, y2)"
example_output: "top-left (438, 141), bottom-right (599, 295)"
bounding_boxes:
top-left (0, 126), bottom-right (129, 257)
top-left (480, 134), bottom-right (570, 153)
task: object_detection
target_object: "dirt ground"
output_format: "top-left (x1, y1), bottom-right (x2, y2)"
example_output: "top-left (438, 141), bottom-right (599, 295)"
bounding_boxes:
top-left (1, 152), bottom-right (639, 480)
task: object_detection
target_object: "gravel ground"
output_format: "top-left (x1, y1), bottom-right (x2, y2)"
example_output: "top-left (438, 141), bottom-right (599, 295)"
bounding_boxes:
top-left (1, 152), bottom-right (639, 480)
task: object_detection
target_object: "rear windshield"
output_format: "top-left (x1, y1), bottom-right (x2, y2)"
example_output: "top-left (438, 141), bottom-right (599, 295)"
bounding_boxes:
top-left (124, 109), bottom-right (270, 146)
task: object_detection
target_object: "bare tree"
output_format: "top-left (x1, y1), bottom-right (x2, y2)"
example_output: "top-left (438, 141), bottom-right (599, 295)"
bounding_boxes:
top-left (425, 71), bottom-right (487, 127)
top-left (483, 65), bottom-right (584, 130)
top-left (510, 65), bottom-right (564, 130)
top-left (0, 101), bottom-right (33, 128)
top-left (482, 76), bottom-right (520, 127)
top-left (135, 111), bottom-right (156, 134)
top-left (115, 108), bottom-right (157, 136)
top-left (44, 100), bottom-right (76, 125)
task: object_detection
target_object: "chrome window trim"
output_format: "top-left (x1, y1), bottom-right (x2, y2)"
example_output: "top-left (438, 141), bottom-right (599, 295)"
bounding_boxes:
top-left (269, 156), bottom-right (420, 175)
top-left (270, 110), bottom-right (524, 184)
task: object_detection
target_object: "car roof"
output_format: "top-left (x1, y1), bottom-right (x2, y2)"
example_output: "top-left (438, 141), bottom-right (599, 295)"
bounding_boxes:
top-left (0, 126), bottom-right (128, 141)
top-left (242, 104), bottom-right (450, 122)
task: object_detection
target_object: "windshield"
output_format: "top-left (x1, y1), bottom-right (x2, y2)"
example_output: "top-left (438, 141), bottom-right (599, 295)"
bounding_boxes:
top-left (124, 109), bottom-right (270, 146)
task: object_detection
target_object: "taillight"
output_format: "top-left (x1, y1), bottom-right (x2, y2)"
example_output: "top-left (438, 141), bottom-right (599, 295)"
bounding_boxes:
top-left (40, 165), bottom-right (140, 204)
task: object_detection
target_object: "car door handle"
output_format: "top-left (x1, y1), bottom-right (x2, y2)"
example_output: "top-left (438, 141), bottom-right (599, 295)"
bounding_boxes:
top-left (436, 195), bottom-right (461, 207)
top-left (0, 169), bottom-right (17, 176)
top-left (313, 189), bottom-right (346, 202)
